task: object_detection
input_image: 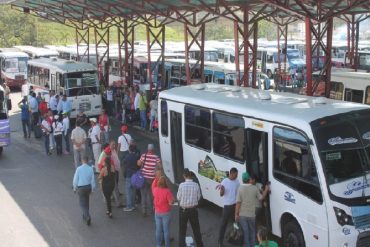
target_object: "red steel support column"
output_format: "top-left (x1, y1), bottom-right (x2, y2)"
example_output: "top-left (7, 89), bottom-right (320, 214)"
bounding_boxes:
top-left (283, 25), bottom-right (288, 73)
top-left (94, 25), bottom-right (110, 86)
top-left (184, 23), bottom-right (190, 85)
top-left (234, 21), bottom-right (240, 86)
top-left (305, 17), bottom-right (313, 96)
top-left (118, 19), bottom-right (134, 87)
top-left (351, 15), bottom-right (356, 66)
top-left (325, 18), bottom-right (333, 97)
top-left (251, 21), bottom-right (258, 88)
top-left (76, 27), bottom-right (90, 63)
top-left (243, 9), bottom-right (249, 87)
top-left (146, 25), bottom-right (152, 93)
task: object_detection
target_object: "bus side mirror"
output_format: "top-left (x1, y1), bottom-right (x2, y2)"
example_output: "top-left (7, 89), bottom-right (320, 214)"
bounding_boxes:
top-left (7, 99), bottom-right (12, 111)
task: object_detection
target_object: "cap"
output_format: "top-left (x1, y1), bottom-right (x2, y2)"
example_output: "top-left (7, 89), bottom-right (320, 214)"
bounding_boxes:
top-left (148, 144), bottom-right (154, 150)
top-left (242, 172), bottom-right (250, 183)
top-left (89, 117), bottom-right (97, 123)
top-left (104, 146), bottom-right (111, 155)
top-left (121, 125), bottom-right (128, 133)
top-left (54, 115), bottom-right (59, 120)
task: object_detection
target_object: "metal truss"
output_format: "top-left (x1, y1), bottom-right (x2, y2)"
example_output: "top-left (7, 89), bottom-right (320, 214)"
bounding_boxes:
top-left (76, 27), bottom-right (90, 63)
top-left (94, 23), bottom-right (110, 85)
top-left (117, 19), bottom-right (135, 86)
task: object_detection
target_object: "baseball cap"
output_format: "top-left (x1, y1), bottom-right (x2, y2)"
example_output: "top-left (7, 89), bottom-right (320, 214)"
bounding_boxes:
top-left (242, 172), bottom-right (250, 183)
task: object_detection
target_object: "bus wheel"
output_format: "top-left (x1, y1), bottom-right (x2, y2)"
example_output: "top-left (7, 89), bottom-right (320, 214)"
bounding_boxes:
top-left (267, 70), bottom-right (273, 78)
top-left (283, 221), bottom-right (305, 247)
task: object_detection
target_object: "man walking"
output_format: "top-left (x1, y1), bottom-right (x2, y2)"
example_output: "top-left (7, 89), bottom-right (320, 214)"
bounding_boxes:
top-left (89, 118), bottom-right (101, 173)
top-left (40, 113), bottom-right (52, 155)
top-left (137, 143), bottom-right (161, 217)
top-left (218, 167), bottom-right (240, 247)
top-left (177, 168), bottom-right (204, 247)
top-left (123, 142), bottom-right (140, 212)
top-left (62, 112), bottom-right (70, 154)
top-left (71, 121), bottom-right (87, 168)
top-left (117, 124), bottom-right (132, 164)
top-left (18, 98), bottom-right (30, 138)
top-left (73, 156), bottom-right (96, 226)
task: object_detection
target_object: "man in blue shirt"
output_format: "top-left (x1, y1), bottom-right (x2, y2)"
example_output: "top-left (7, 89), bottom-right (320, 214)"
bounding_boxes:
top-left (57, 95), bottom-right (72, 115)
top-left (29, 92), bottom-right (39, 130)
top-left (73, 156), bottom-right (96, 226)
top-left (18, 98), bottom-right (30, 138)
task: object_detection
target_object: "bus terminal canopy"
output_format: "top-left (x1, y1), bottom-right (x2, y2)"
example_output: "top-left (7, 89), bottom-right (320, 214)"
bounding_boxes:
top-left (10, 0), bottom-right (370, 27)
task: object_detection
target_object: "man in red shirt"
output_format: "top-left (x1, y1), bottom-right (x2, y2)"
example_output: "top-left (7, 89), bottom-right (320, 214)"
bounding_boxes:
top-left (39, 97), bottom-right (48, 119)
top-left (137, 143), bottom-right (161, 217)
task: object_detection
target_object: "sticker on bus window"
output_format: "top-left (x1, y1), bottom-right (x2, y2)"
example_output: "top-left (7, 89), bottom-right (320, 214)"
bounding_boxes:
top-left (198, 155), bottom-right (227, 183)
top-left (362, 132), bottom-right (370, 140)
top-left (326, 152), bottom-right (341, 161)
top-left (328, 137), bottom-right (358, 146)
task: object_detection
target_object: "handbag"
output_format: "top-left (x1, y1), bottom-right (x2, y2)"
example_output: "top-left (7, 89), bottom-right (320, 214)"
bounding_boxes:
top-left (131, 154), bottom-right (146, 189)
top-left (226, 222), bottom-right (244, 246)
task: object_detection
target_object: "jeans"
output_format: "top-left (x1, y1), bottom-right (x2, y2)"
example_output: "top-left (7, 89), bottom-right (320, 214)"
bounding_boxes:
top-left (92, 143), bottom-right (101, 172)
top-left (125, 177), bottom-right (135, 209)
top-left (140, 110), bottom-right (147, 129)
top-left (179, 207), bottom-right (204, 247)
top-left (73, 148), bottom-right (86, 168)
top-left (119, 151), bottom-right (129, 166)
top-left (155, 212), bottom-right (171, 247)
top-left (64, 131), bottom-right (70, 152)
top-left (102, 183), bottom-right (115, 213)
top-left (21, 119), bottom-right (30, 137)
top-left (239, 216), bottom-right (256, 247)
top-left (100, 131), bottom-right (109, 144)
top-left (44, 134), bottom-right (50, 155)
top-left (218, 204), bottom-right (236, 244)
top-left (77, 185), bottom-right (92, 222)
top-left (140, 178), bottom-right (153, 214)
top-left (55, 134), bottom-right (63, 155)
top-left (122, 109), bottom-right (126, 124)
top-left (31, 112), bottom-right (39, 130)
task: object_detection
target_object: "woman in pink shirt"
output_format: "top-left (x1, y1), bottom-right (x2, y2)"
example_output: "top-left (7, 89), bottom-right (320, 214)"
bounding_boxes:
top-left (151, 174), bottom-right (174, 247)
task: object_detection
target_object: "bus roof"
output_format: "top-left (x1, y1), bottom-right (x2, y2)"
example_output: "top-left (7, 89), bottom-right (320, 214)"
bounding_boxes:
top-left (331, 70), bottom-right (370, 80)
top-left (0, 51), bottom-right (29, 58)
top-left (159, 83), bottom-right (370, 125)
top-left (14, 46), bottom-right (59, 57)
top-left (28, 58), bottom-right (96, 73)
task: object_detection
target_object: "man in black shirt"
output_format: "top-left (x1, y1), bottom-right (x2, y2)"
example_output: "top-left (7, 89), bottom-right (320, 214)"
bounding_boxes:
top-left (123, 143), bottom-right (140, 212)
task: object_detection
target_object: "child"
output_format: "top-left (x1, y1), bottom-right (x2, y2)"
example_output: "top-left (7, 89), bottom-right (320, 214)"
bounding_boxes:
top-left (255, 226), bottom-right (278, 247)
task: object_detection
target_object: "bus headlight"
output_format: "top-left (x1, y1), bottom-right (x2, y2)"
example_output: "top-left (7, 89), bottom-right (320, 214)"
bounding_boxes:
top-left (334, 207), bottom-right (353, 226)
top-left (0, 133), bottom-right (10, 139)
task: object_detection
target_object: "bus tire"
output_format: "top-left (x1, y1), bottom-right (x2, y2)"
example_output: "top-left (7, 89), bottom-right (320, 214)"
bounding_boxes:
top-left (267, 70), bottom-right (273, 78)
top-left (282, 220), bottom-right (305, 247)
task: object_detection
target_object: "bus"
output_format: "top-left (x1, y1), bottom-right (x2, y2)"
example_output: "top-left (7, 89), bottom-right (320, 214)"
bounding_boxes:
top-left (0, 51), bottom-right (28, 88)
top-left (0, 84), bottom-right (11, 155)
top-left (14, 46), bottom-right (59, 59)
top-left (27, 57), bottom-right (102, 118)
top-left (159, 83), bottom-right (370, 247)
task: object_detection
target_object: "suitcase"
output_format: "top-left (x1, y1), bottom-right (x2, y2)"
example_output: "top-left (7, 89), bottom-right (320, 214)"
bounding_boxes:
top-left (34, 125), bottom-right (43, 139)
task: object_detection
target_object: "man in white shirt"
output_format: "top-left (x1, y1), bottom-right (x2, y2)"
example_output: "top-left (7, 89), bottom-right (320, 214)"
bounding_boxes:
top-left (40, 113), bottom-right (52, 156)
top-left (49, 91), bottom-right (59, 115)
top-left (105, 87), bottom-right (114, 116)
top-left (217, 167), bottom-right (240, 247)
top-left (117, 124), bottom-right (132, 164)
top-left (89, 118), bottom-right (101, 173)
top-left (71, 121), bottom-right (87, 168)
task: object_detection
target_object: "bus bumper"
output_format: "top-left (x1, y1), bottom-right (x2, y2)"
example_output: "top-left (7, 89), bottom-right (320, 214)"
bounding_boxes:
top-left (330, 226), bottom-right (370, 247)
top-left (5, 78), bottom-right (26, 88)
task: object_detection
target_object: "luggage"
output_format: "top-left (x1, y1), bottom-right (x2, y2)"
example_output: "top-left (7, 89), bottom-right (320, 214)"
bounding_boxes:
top-left (34, 125), bottom-right (43, 139)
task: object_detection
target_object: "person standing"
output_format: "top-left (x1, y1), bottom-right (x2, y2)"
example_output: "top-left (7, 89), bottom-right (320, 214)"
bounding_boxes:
top-left (105, 87), bottom-right (114, 116)
top-left (62, 112), bottom-right (70, 154)
top-left (49, 91), bottom-right (59, 115)
top-left (29, 92), bottom-right (39, 130)
top-left (218, 167), bottom-right (240, 247)
top-left (137, 143), bottom-right (161, 217)
top-left (254, 226), bottom-right (278, 247)
top-left (71, 121), bottom-right (87, 168)
top-left (235, 172), bottom-right (270, 247)
top-left (18, 98), bottom-right (30, 138)
top-left (138, 91), bottom-right (148, 130)
top-left (122, 142), bottom-right (140, 212)
top-left (117, 124), bottom-right (132, 164)
top-left (122, 89), bottom-right (131, 124)
top-left (38, 97), bottom-right (48, 120)
top-left (98, 156), bottom-right (116, 218)
top-left (177, 168), bottom-right (204, 247)
top-left (57, 94), bottom-right (72, 115)
top-left (152, 173), bottom-right (174, 247)
top-left (52, 115), bottom-right (64, 156)
top-left (40, 113), bottom-right (52, 156)
top-left (76, 109), bottom-right (89, 134)
top-left (73, 156), bottom-right (96, 226)
top-left (149, 95), bottom-right (158, 132)
top-left (99, 109), bottom-right (110, 144)
top-left (89, 118), bottom-right (101, 173)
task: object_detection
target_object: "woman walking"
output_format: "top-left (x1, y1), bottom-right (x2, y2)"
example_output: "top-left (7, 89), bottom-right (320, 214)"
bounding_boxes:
top-left (152, 171), bottom-right (174, 247)
top-left (99, 156), bottom-right (116, 218)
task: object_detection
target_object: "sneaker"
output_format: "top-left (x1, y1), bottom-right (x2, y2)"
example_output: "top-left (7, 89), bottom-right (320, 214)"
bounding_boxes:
top-left (123, 207), bottom-right (134, 212)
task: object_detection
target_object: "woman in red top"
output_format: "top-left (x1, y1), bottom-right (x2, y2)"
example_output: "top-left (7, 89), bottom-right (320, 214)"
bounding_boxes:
top-left (151, 173), bottom-right (174, 247)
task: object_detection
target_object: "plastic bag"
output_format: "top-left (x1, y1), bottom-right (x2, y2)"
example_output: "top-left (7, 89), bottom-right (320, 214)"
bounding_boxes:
top-left (227, 222), bottom-right (244, 246)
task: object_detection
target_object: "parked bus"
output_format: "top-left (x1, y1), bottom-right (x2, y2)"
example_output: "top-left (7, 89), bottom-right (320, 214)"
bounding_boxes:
top-left (27, 57), bottom-right (102, 118)
top-left (0, 51), bottom-right (28, 88)
top-left (159, 83), bottom-right (370, 247)
top-left (0, 84), bottom-right (11, 155)
top-left (14, 46), bottom-right (59, 59)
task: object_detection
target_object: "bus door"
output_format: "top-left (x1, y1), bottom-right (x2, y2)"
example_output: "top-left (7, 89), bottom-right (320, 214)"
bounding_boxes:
top-left (159, 100), bottom-right (184, 184)
top-left (245, 118), bottom-right (271, 229)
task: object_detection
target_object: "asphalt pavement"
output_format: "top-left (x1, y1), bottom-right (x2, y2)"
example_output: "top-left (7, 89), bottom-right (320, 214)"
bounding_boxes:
top-left (0, 92), bottom-right (228, 247)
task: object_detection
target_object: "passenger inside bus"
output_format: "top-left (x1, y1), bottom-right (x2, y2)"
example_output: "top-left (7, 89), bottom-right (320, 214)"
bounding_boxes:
top-left (281, 150), bottom-right (301, 176)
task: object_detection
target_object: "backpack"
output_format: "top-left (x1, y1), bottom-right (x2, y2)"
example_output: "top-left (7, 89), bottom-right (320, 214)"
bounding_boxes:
top-left (131, 154), bottom-right (147, 189)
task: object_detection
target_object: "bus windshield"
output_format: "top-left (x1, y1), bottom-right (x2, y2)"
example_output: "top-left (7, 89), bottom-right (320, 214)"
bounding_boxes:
top-left (311, 109), bottom-right (370, 199)
top-left (65, 71), bottom-right (99, 97)
top-left (4, 57), bottom-right (27, 73)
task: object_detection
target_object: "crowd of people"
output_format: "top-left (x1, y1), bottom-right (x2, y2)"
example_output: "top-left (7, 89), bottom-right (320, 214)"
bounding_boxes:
top-left (16, 83), bottom-right (277, 247)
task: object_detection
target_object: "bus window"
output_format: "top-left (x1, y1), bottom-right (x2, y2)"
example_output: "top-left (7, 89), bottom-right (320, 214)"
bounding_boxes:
top-left (161, 100), bottom-right (168, 137)
top-left (273, 127), bottom-right (322, 203)
top-left (344, 88), bottom-right (364, 103)
top-left (185, 105), bottom-right (211, 151)
top-left (366, 86), bottom-right (370, 105)
top-left (329, 81), bottom-right (344, 100)
top-left (213, 112), bottom-right (245, 162)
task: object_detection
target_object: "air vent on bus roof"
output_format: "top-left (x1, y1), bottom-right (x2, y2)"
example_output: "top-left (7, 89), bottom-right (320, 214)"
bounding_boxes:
top-left (312, 97), bottom-right (327, 104)
top-left (191, 84), bottom-right (205, 90)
